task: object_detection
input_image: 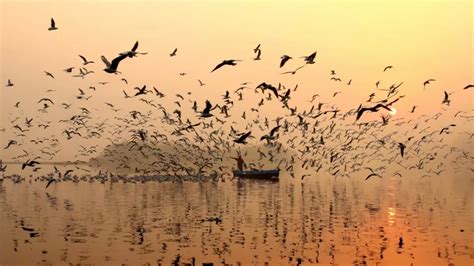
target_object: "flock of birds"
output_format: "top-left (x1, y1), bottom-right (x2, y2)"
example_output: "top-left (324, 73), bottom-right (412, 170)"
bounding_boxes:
top-left (1, 18), bottom-right (473, 188)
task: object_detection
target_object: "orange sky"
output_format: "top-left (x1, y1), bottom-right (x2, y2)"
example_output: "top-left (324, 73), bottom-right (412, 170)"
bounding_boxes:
top-left (0, 0), bottom-right (473, 159)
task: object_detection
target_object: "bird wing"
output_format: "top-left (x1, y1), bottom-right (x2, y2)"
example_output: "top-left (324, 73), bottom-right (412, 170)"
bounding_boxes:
top-left (110, 53), bottom-right (129, 70)
top-left (443, 91), bottom-right (448, 100)
top-left (211, 61), bottom-right (226, 72)
top-left (270, 125), bottom-right (280, 136)
top-left (280, 57), bottom-right (289, 68)
top-left (79, 55), bottom-right (87, 63)
top-left (51, 18), bottom-right (55, 27)
top-left (131, 41), bottom-right (139, 52)
top-left (101, 56), bottom-right (111, 67)
top-left (356, 107), bottom-right (369, 121)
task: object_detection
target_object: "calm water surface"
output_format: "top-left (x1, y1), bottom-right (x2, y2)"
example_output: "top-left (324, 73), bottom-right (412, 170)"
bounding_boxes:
top-left (0, 172), bottom-right (472, 265)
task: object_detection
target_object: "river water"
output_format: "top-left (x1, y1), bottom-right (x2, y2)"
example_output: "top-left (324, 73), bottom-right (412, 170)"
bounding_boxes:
top-left (0, 172), bottom-right (472, 265)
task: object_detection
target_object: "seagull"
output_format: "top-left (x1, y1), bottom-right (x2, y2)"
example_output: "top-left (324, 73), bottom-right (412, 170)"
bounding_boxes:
top-left (200, 100), bottom-right (214, 118)
top-left (6, 79), bottom-right (14, 87)
top-left (463, 84), bottom-right (473, 90)
top-left (280, 55), bottom-right (292, 68)
top-left (356, 103), bottom-right (392, 121)
top-left (120, 41), bottom-right (148, 58)
top-left (253, 47), bottom-right (262, 60)
top-left (63, 67), bottom-right (74, 73)
top-left (383, 65), bottom-right (393, 72)
top-left (442, 91), bottom-right (450, 106)
top-left (211, 60), bottom-right (240, 72)
top-left (79, 55), bottom-right (94, 65)
top-left (48, 18), bottom-right (58, 31)
top-left (301, 51), bottom-right (316, 64)
top-left (44, 71), bottom-right (55, 79)
top-left (101, 53), bottom-right (129, 74)
top-left (198, 79), bottom-right (206, 86)
top-left (169, 48), bottom-right (177, 57)
top-left (282, 65), bottom-right (305, 75)
top-left (365, 173), bottom-right (382, 181)
top-left (45, 178), bottom-right (56, 189)
top-left (22, 159), bottom-right (40, 170)
top-left (234, 131), bottom-right (252, 144)
top-left (423, 79), bottom-right (435, 89)
top-left (260, 125), bottom-right (280, 141)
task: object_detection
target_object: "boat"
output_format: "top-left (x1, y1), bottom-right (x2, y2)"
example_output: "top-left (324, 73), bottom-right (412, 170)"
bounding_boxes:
top-left (233, 169), bottom-right (279, 181)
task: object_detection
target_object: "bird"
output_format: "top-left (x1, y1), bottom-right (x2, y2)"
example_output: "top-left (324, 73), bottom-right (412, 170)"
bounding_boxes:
top-left (101, 53), bottom-right (129, 74)
top-left (301, 51), bottom-right (316, 64)
top-left (200, 100), bottom-right (214, 118)
top-left (356, 103), bottom-right (392, 121)
top-left (442, 91), bottom-right (450, 106)
top-left (48, 18), bottom-right (58, 31)
top-left (423, 79), bottom-right (435, 89)
top-left (120, 41), bottom-right (148, 58)
top-left (234, 131), bottom-right (252, 144)
top-left (169, 48), bottom-right (177, 57)
top-left (365, 173), bottom-right (382, 181)
top-left (463, 84), bottom-right (473, 90)
top-left (253, 47), bottom-right (262, 60)
top-left (280, 55), bottom-right (292, 68)
top-left (44, 71), bottom-right (55, 79)
top-left (260, 125), bottom-right (280, 141)
top-left (79, 55), bottom-right (94, 65)
top-left (198, 79), bottom-right (206, 86)
top-left (22, 159), bottom-right (40, 170)
top-left (63, 67), bottom-right (74, 73)
top-left (383, 65), bottom-right (393, 72)
top-left (211, 60), bottom-right (240, 72)
top-left (282, 65), bottom-right (305, 75)
top-left (4, 140), bottom-right (17, 149)
top-left (398, 142), bottom-right (406, 158)
top-left (45, 179), bottom-right (56, 189)
top-left (6, 79), bottom-right (14, 87)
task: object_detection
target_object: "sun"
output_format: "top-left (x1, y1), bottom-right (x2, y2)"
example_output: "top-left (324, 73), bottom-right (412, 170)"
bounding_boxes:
top-left (389, 108), bottom-right (397, 116)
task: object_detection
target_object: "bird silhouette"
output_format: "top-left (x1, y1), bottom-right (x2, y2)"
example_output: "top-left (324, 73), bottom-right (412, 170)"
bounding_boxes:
top-left (280, 55), bottom-right (292, 68)
top-left (211, 60), bottom-right (240, 72)
top-left (48, 18), bottom-right (58, 31)
top-left (101, 53), bottom-right (129, 74)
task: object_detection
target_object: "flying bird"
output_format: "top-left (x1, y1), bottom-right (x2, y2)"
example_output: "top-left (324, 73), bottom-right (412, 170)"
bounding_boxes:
top-left (200, 100), bottom-right (214, 118)
top-left (234, 131), bottom-right (252, 144)
top-left (463, 84), bottom-right (473, 90)
top-left (48, 18), bottom-right (58, 31)
top-left (356, 103), bottom-right (392, 121)
top-left (6, 79), bottom-right (14, 87)
top-left (101, 53), bottom-right (129, 74)
top-left (301, 51), bottom-right (316, 64)
top-left (282, 65), bottom-right (305, 75)
top-left (120, 41), bottom-right (148, 58)
top-left (423, 79), bottom-right (435, 89)
top-left (383, 65), bottom-right (393, 72)
top-left (44, 71), bottom-right (55, 79)
top-left (398, 142), bottom-right (406, 158)
top-left (442, 91), bottom-right (451, 106)
top-left (169, 48), bottom-right (177, 57)
top-left (79, 55), bottom-right (94, 65)
top-left (280, 55), bottom-right (292, 68)
top-left (211, 60), bottom-right (240, 72)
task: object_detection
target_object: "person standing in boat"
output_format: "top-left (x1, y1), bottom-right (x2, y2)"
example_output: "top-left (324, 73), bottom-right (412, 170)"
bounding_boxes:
top-left (231, 155), bottom-right (247, 171)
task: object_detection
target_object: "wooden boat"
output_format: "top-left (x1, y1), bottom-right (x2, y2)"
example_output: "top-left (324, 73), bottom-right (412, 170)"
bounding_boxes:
top-left (233, 169), bottom-right (279, 181)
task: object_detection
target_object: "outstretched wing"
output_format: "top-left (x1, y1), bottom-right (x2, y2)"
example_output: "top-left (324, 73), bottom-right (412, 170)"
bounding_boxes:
top-left (51, 18), bottom-right (55, 28)
top-left (110, 53), bottom-right (129, 71)
top-left (101, 56), bottom-right (111, 68)
top-left (211, 61), bottom-right (226, 72)
top-left (131, 41), bottom-right (139, 52)
top-left (270, 125), bottom-right (280, 137)
top-left (79, 55), bottom-right (87, 63)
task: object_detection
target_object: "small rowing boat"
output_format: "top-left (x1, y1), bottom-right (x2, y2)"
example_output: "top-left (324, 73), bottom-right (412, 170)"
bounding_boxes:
top-left (233, 169), bottom-right (279, 181)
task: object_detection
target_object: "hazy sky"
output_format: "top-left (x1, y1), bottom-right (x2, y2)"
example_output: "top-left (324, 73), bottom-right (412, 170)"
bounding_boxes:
top-left (0, 0), bottom-right (472, 159)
